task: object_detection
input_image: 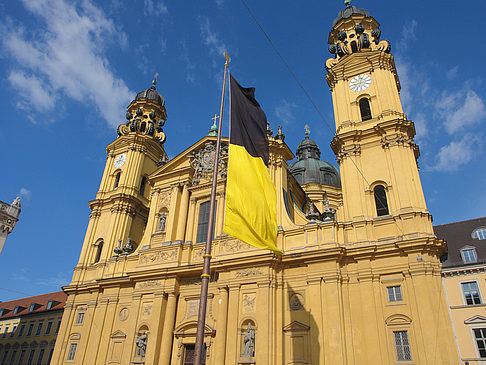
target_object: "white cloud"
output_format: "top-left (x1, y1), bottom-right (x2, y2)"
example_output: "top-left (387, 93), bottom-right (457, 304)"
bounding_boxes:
top-left (8, 71), bottom-right (56, 114)
top-left (436, 90), bottom-right (486, 134)
top-left (446, 66), bottom-right (458, 80)
top-left (180, 41), bottom-right (196, 84)
top-left (396, 20), bottom-right (417, 52)
top-left (274, 99), bottom-right (297, 125)
top-left (144, 0), bottom-right (168, 16)
top-left (199, 17), bottom-right (227, 56)
top-left (431, 134), bottom-right (481, 172)
top-left (2, 0), bottom-right (133, 126)
top-left (18, 187), bottom-right (32, 201)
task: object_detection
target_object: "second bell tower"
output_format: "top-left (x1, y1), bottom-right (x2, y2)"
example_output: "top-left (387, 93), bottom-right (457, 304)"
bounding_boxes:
top-left (326, 4), bottom-right (430, 237)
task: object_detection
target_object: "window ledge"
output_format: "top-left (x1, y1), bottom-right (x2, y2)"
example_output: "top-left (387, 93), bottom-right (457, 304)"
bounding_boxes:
top-left (451, 303), bottom-right (486, 309)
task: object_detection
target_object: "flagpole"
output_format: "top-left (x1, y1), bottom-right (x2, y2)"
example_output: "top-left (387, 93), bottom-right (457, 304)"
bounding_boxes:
top-left (194, 52), bottom-right (230, 365)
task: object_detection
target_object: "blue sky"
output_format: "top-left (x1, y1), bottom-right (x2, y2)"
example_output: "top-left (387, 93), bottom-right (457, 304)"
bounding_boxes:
top-left (0, 0), bottom-right (484, 302)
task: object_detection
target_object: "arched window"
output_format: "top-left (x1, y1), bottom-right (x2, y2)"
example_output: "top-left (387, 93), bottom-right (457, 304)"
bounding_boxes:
top-left (94, 241), bottom-right (103, 263)
top-left (114, 172), bottom-right (121, 190)
top-left (472, 227), bottom-right (486, 240)
top-left (139, 176), bottom-right (147, 196)
top-left (359, 98), bottom-right (372, 121)
top-left (374, 185), bottom-right (389, 216)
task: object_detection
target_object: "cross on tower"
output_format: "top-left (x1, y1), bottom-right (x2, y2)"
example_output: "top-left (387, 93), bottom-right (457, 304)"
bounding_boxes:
top-left (212, 114), bottom-right (219, 124)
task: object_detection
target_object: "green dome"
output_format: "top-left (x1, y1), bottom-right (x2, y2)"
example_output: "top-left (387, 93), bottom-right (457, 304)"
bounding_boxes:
top-left (288, 135), bottom-right (341, 187)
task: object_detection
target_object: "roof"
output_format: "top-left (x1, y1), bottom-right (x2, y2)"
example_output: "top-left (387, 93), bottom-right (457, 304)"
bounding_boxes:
top-left (0, 291), bottom-right (66, 319)
top-left (332, 5), bottom-right (370, 28)
top-left (434, 217), bottom-right (486, 268)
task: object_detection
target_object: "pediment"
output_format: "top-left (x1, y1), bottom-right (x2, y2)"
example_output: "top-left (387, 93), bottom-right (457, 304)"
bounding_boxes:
top-left (69, 332), bottom-right (81, 341)
top-left (173, 320), bottom-right (216, 337)
top-left (282, 321), bottom-right (311, 332)
top-left (465, 315), bottom-right (486, 325)
top-left (385, 314), bottom-right (412, 326)
top-left (111, 330), bottom-right (127, 339)
top-left (150, 136), bottom-right (229, 183)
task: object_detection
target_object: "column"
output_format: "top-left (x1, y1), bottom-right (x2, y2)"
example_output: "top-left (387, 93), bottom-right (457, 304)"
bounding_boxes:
top-left (175, 184), bottom-right (190, 242)
top-left (145, 292), bottom-right (166, 364)
top-left (215, 192), bottom-right (225, 237)
top-left (225, 285), bottom-right (240, 363)
top-left (185, 198), bottom-right (197, 243)
top-left (214, 286), bottom-right (229, 364)
top-left (159, 293), bottom-right (178, 365)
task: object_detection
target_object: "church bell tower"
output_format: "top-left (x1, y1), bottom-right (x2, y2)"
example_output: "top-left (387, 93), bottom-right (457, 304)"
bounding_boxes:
top-left (72, 81), bottom-right (168, 283)
top-left (326, 4), bottom-right (431, 237)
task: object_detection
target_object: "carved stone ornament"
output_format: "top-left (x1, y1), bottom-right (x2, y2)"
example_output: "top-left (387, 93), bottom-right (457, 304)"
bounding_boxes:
top-left (118, 308), bottom-right (129, 322)
top-left (289, 293), bottom-right (304, 311)
top-left (235, 268), bottom-right (263, 278)
top-left (220, 239), bottom-right (251, 254)
top-left (243, 294), bottom-right (256, 313)
top-left (242, 323), bottom-right (255, 358)
top-left (139, 249), bottom-right (177, 265)
top-left (188, 141), bottom-right (228, 186)
top-left (142, 304), bottom-right (152, 318)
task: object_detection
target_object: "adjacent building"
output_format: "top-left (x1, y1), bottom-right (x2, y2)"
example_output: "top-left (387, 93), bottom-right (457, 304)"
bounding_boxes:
top-left (0, 291), bottom-right (66, 365)
top-left (437, 217), bottom-right (486, 365)
top-left (51, 4), bottom-right (459, 365)
top-left (0, 197), bottom-right (21, 255)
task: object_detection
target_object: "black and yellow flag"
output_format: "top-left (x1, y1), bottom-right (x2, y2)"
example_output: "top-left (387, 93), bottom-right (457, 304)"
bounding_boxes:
top-left (223, 74), bottom-right (279, 253)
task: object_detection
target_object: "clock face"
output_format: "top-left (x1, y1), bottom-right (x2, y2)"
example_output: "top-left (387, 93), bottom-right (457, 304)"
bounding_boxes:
top-left (114, 153), bottom-right (127, 168)
top-left (349, 74), bottom-right (371, 92)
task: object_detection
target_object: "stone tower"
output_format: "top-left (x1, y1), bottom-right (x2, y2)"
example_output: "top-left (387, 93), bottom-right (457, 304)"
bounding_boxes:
top-left (72, 82), bottom-right (168, 284)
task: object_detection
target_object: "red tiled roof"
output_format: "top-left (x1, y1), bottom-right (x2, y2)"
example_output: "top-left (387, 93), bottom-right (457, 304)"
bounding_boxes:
top-left (0, 291), bottom-right (66, 319)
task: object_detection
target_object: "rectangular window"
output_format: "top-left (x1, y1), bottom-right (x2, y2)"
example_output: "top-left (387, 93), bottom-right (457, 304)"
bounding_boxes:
top-left (46, 348), bottom-right (54, 364)
top-left (45, 321), bottom-right (53, 335)
top-left (17, 350), bottom-right (25, 365)
top-left (10, 325), bottom-right (17, 337)
top-left (387, 286), bottom-right (403, 302)
top-left (3, 326), bottom-right (9, 338)
top-left (35, 349), bottom-right (44, 365)
top-left (76, 313), bottom-right (84, 325)
top-left (462, 281), bottom-right (482, 305)
top-left (2, 351), bottom-right (9, 365)
top-left (18, 324), bottom-right (25, 337)
top-left (55, 319), bottom-right (62, 333)
top-left (474, 328), bottom-right (486, 358)
top-left (394, 330), bottom-right (412, 361)
top-left (26, 323), bottom-right (34, 336)
top-left (67, 344), bottom-right (77, 361)
top-left (35, 322), bottom-right (43, 336)
top-left (196, 201), bottom-right (216, 243)
top-left (26, 349), bottom-right (35, 365)
top-left (462, 248), bottom-right (477, 263)
top-left (9, 350), bottom-right (16, 365)
top-left (46, 300), bottom-right (53, 310)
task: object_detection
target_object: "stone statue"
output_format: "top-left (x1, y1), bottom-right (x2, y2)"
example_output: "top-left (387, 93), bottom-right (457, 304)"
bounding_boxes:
top-left (243, 323), bottom-right (255, 357)
top-left (158, 213), bottom-right (167, 231)
top-left (136, 331), bottom-right (147, 357)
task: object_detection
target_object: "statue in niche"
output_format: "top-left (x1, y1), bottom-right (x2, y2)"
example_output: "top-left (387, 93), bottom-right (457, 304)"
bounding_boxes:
top-left (242, 323), bottom-right (255, 357)
top-left (136, 331), bottom-right (148, 358)
top-left (158, 213), bottom-right (167, 231)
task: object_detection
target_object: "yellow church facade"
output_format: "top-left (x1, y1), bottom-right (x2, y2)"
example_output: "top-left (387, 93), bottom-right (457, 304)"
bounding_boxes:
top-left (52, 5), bottom-right (459, 365)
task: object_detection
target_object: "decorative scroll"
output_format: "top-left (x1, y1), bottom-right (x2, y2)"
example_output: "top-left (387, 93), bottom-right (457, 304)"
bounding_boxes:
top-left (235, 268), bottom-right (263, 278)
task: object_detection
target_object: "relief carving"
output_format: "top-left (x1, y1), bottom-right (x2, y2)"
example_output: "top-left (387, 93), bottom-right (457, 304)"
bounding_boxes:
top-left (139, 249), bottom-right (178, 265)
top-left (188, 141), bottom-right (228, 186)
top-left (142, 304), bottom-right (152, 318)
top-left (289, 293), bottom-right (304, 311)
top-left (137, 280), bottom-right (163, 289)
top-left (193, 248), bottom-right (205, 261)
top-left (118, 308), bottom-right (129, 322)
top-left (235, 268), bottom-right (264, 278)
top-left (187, 299), bottom-right (200, 318)
top-left (220, 239), bottom-right (251, 254)
top-left (243, 294), bottom-right (256, 313)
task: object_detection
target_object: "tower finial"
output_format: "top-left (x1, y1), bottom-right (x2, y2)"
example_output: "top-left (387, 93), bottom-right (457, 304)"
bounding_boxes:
top-left (152, 72), bottom-right (159, 86)
top-left (304, 124), bottom-right (310, 137)
top-left (344, 0), bottom-right (352, 6)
